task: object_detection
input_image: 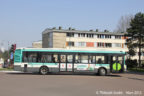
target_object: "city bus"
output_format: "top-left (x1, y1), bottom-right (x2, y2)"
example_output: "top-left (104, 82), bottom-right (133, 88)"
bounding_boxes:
top-left (14, 48), bottom-right (127, 76)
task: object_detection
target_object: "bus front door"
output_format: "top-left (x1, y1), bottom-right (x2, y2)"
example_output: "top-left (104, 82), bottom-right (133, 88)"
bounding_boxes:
top-left (59, 55), bottom-right (74, 72)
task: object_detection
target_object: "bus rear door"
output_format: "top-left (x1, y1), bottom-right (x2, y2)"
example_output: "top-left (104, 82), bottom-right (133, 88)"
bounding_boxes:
top-left (110, 55), bottom-right (124, 73)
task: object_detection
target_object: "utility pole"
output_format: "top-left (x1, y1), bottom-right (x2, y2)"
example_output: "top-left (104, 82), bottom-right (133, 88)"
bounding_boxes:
top-left (7, 41), bottom-right (10, 65)
top-left (69, 33), bottom-right (71, 49)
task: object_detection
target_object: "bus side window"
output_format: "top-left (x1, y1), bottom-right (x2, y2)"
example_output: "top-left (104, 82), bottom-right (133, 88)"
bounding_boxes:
top-left (28, 55), bottom-right (33, 62)
top-left (41, 56), bottom-right (46, 63)
top-left (37, 53), bottom-right (41, 63)
top-left (53, 54), bottom-right (59, 63)
top-left (60, 55), bottom-right (66, 63)
top-left (41, 53), bottom-right (54, 63)
top-left (52, 57), bottom-right (55, 63)
top-left (25, 52), bottom-right (38, 63)
top-left (105, 56), bottom-right (108, 64)
top-left (24, 57), bottom-right (27, 62)
top-left (32, 57), bottom-right (37, 62)
top-left (89, 56), bottom-right (95, 63)
top-left (96, 56), bottom-right (104, 64)
top-left (47, 55), bottom-right (52, 63)
top-left (81, 55), bottom-right (88, 63)
top-left (75, 54), bottom-right (80, 63)
top-left (67, 55), bottom-right (73, 63)
top-left (97, 58), bottom-right (102, 64)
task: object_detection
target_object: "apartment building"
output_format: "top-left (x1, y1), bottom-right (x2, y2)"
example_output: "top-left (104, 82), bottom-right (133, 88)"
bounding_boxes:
top-left (42, 27), bottom-right (127, 51)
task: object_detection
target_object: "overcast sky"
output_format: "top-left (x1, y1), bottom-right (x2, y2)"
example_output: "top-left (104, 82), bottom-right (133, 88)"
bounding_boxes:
top-left (0, 0), bottom-right (144, 49)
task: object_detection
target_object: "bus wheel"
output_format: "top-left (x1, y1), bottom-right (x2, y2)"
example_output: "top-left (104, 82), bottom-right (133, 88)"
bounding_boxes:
top-left (39, 66), bottom-right (49, 75)
top-left (98, 68), bottom-right (106, 76)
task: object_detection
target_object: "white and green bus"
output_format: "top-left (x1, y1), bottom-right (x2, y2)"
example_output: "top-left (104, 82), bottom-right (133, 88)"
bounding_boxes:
top-left (14, 48), bottom-right (127, 76)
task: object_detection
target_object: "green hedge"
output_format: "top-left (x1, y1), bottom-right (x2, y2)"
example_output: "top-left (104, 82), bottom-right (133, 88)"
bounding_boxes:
top-left (126, 59), bottom-right (138, 68)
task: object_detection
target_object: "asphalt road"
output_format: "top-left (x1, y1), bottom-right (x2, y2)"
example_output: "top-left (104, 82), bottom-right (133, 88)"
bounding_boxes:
top-left (0, 72), bottom-right (144, 96)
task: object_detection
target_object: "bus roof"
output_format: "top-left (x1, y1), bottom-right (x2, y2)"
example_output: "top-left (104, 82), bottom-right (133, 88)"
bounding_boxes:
top-left (15, 48), bottom-right (125, 54)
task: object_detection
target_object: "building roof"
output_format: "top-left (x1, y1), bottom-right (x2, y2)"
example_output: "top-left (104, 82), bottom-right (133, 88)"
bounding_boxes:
top-left (32, 40), bottom-right (42, 43)
top-left (42, 28), bottom-right (125, 35)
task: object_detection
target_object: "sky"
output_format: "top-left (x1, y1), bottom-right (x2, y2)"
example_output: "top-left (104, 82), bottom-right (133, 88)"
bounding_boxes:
top-left (0, 0), bottom-right (144, 50)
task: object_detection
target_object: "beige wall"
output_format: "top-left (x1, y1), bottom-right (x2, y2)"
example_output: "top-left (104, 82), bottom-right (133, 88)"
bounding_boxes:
top-left (53, 32), bottom-right (66, 48)
top-left (32, 42), bottom-right (42, 48)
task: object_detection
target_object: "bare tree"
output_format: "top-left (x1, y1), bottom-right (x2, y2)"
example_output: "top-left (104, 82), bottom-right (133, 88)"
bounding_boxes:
top-left (115, 15), bottom-right (133, 33)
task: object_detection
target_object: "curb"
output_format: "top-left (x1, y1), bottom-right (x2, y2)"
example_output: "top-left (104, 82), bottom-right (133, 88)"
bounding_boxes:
top-left (0, 71), bottom-right (21, 73)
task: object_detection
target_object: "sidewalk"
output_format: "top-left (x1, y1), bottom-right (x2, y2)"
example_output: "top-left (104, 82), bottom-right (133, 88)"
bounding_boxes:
top-left (126, 71), bottom-right (144, 75)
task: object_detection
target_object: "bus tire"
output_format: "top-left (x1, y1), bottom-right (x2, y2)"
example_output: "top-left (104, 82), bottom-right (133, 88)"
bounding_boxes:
top-left (39, 66), bottom-right (49, 75)
top-left (98, 68), bottom-right (106, 76)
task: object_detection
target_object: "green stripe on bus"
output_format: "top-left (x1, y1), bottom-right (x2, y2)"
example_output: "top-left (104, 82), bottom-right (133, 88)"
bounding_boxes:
top-left (22, 49), bottom-right (125, 54)
top-left (96, 64), bottom-right (109, 66)
top-left (28, 63), bottom-right (58, 65)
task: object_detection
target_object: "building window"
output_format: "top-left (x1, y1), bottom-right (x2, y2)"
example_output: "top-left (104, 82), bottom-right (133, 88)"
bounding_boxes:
top-left (105, 43), bottom-right (112, 47)
top-left (90, 34), bottom-right (94, 38)
top-left (67, 33), bottom-right (74, 37)
top-left (105, 35), bottom-right (111, 39)
top-left (97, 42), bottom-right (104, 47)
top-left (78, 33), bottom-right (87, 38)
top-left (115, 43), bottom-right (122, 47)
top-left (78, 33), bottom-right (80, 37)
top-left (81, 33), bottom-right (85, 37)
top-left (101, 35), bottom-right (104, 38)
top-left (89, 34), bottom-right (91, 38)
top-left (97, 34), bottom-right (105, 38)
top-left (97, 35), bottom-right (100, 38)
top-left (78, 42), bottom-right (86, 47)
top-left (67, 42), bottom-right (74, 46)
top-left (115, 35), bottom-right (121, 39)
top-left (85, 34), bottom-right (94, 38)
top-left (94, 42), bottom-right (97, 47)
